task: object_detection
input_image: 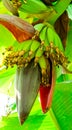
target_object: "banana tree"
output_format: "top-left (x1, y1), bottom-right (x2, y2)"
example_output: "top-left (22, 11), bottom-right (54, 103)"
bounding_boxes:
top-left (0, 0), bottom-right (72, 129)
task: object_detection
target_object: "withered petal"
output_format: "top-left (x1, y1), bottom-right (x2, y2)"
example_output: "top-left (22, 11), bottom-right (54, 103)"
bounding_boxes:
top-left (0, 14), bottom-right (35, 42)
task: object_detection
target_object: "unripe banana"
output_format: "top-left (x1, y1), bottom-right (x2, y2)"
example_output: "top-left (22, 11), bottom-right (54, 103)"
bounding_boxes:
top-left (39, 25), bottom-right (47, 41)
top-left (47, 27), bottom-right (64, 52)
top-left (44, 27), bottom-right (51, 55)
top-left (38, 55), bottom-right (47, 72)
top-left (23, 51), bottom-right (29, 58)
top-left (29, 40), bottom-right (41, 56)
top-left (15, 61), bottom-right (41, 125)
top-left (27, 52), bottom-right (35, 63)
top-left (19, 40), bottom-right (33, 52)
top-left (53, 31), bottom-right (64, 52)
top-left (38, 55), bottom-right (48, 85)
top-left (19, 0), bottom-right (48, 14)
top-left (39, 26), bottom-right (50, 52)
top-left (34, 46), bottom-right (45, 63)
top-left (2, 0), bottom-right (19, 16)
top-left (13, 40), bottom-right (32, 52)
top-left (34, 23), bottom-right (46, 33)
top-left (47, 27), bottom-right (54, 45)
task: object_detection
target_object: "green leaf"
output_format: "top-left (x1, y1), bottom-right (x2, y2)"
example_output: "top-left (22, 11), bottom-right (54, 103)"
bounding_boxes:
top-left (65, 20), bottom-right (72, 61)
top-left (0, 67), bottom-right (16, 96)
top-left (0, 25), bottom-right (15, 47)
top-left (52, 81), bottom-right (72, 130)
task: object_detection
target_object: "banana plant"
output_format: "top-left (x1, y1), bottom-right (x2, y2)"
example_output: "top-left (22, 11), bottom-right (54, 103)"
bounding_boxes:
top-left (0, 0), bottom-right (72, 126)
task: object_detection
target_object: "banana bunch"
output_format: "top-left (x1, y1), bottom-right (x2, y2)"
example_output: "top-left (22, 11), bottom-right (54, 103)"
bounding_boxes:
top-left (3, 39), bottom-right (40, 67)
top-left (3, 22), bottom-right (69, 84)
top-left (34, 22), bottom-right (68, 66)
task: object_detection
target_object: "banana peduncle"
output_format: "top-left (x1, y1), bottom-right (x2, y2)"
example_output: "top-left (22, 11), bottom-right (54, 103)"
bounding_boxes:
top-left (48, 0), bottom-right (71, 25)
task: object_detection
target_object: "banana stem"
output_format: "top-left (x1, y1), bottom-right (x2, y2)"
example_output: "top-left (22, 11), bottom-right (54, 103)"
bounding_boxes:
top-left (48, 0), bottom-right (71, 25)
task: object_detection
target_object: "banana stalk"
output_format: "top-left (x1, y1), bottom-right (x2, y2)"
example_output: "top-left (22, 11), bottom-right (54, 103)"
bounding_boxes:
top-left (49, 0), bottom-right (71, 25)
top-left (15, 60), bottom-right (41, 125)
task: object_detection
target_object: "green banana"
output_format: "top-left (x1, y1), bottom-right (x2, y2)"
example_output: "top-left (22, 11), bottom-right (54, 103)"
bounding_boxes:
top-left (20, 0), bottom-right (48, 14)
top-left (47, 26), bottom-right (65, 55)
top-left (38, 55), bottom-right (47, 72)
top-left (44, 27), bottom-right (51, 51)
top-left (38, 55), bottom-right (48, 85)
top-left (39, 25), bottom-right (50, 52)
top-left (19, 0), bottom-right (57, 21)
top-left (34, 23), bottom-right (46, 33)
top-left (29, 40), bottom-right (41, 56)
top-left (19, 40), bottom-right (33, 52)
top-left (39, 25), bottom-right (47, 41)
top-left (46, 24), bottom-right (64, 52)
top-left (3, 39), bottom-right (41, 68)
top-left (34, 46), bottom-right (45, 63)
top-left (47, 27), bottom-right (55, 45)
top-left (13, 40), bottom-right (32, 52)
top-left (15, 61), bottom-right (41, 125)
top-left (23, 51), bottom-right (29, 58)
top-left (53, 31), bottom-right (64, 52)
top-left (2, 0), bottom-right (19, 16)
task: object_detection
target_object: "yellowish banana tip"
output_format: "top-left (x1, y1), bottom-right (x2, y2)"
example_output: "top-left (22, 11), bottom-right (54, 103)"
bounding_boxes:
top-left (34, 57), bottom-right (39, 63)
top-left (19, 50), bottom-right (25, 56)
top-left (45, 46), bottom-right (50, 52)
top-left (42, 68), bottom-right (46, 75)
top-left (27, 57), bottom-right (31, 62)
top-left (29, 51), bottom-right (33, 56)
top-left (41, 41), bottom-right (44, 46)
top-left (50, 42), bottom-right (53, 47)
